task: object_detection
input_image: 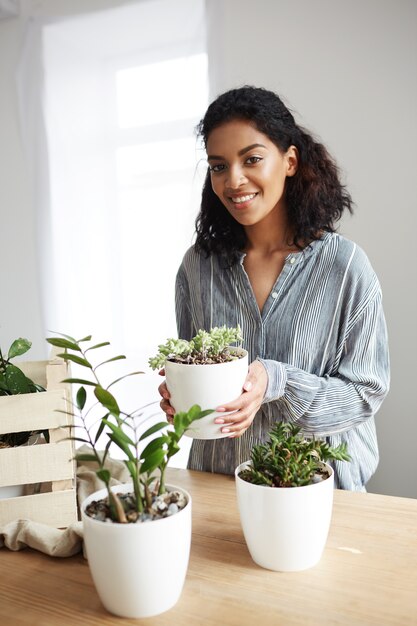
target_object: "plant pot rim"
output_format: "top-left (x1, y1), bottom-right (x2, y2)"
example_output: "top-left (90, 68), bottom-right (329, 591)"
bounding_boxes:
top-left (235, 460), bottom-right (334, 490)
top-left (81, 482), bottom-right (191, 528)
top-left (165, 347), bottom-right (248, 369)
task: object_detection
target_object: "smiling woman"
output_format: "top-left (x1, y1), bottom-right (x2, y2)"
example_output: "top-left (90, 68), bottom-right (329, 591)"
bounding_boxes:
top-left (158, 86), bottom-right (390, 491)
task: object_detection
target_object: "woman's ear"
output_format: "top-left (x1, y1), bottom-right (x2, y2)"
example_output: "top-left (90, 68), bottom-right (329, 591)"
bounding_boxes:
top-left (286, 146), bottom-right (299, 177)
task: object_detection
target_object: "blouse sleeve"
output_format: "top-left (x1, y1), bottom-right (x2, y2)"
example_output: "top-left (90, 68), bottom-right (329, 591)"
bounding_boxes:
top-left (258, 290), bottom-right (390, 437)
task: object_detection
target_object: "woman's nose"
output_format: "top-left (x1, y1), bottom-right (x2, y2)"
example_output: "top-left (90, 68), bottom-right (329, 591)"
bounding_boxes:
top-left (226, 165), bottom-right (248, 189)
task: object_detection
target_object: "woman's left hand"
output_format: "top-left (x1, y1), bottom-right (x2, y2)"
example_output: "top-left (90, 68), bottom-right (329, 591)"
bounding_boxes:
top-left (214, 360), bottom-right (268, 437)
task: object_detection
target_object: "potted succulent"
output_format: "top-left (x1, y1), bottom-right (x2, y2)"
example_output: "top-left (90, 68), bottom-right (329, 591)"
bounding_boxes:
top-left (149, 325), bottom-right (248, 439)
top-left (0, 338), bottom-right (48, 499)
top-left (47, 332), bottom-right (211, 619)
top-left (235, 422), bottom-right (351, 572)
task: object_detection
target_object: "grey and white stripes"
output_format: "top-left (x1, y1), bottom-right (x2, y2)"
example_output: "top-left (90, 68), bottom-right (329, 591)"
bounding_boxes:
top-left (175, 232), bottom-right (390, 490)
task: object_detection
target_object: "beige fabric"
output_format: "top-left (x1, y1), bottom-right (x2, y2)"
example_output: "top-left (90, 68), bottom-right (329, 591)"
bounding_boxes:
top-left (0, 446), bottom-right (130, 557)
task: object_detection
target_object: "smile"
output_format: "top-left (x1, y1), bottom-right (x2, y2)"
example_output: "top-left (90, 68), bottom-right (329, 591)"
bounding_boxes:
top-left (230, 193), bottom-right (257, 204)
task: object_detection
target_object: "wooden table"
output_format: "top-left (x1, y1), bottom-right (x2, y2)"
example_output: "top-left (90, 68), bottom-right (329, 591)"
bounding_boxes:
top-left (1, 468), bottom-right (416, 625)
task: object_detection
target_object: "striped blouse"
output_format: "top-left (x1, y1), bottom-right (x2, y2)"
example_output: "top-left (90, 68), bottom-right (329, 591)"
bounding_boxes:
top-left (175, 232), bottom-right (390, 490)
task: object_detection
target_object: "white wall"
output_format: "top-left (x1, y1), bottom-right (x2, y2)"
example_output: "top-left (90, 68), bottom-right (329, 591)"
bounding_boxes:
top-left (0, 0), bottom-right (416, 496)
top-left (206, 0), bottom-right (417, 497)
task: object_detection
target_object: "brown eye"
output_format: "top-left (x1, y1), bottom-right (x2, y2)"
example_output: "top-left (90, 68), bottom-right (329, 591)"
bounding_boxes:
top-left (209, 163), bottom-right (226, 173)
top-left (246, 156), bottom-right (262, 165)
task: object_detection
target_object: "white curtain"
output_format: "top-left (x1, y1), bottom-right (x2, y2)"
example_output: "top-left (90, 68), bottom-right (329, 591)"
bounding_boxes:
top-left (16, 0), bottom-right (208, 466)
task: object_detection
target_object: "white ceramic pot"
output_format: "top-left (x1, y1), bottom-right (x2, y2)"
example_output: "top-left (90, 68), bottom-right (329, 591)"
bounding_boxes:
top-left (165, 348), bottom-right (248, 439)
top-left (235, 461), bottom-right (334, 572)
top-left (82, 482), bottom-right (192, 619)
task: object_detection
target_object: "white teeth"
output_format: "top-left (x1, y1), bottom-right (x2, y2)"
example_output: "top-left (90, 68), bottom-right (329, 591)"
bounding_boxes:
top-left (231, 193), bottom-right (256, 204)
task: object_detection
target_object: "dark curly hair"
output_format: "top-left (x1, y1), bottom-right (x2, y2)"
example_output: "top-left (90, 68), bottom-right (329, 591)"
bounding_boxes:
top-left (195, 86), bottom-right (353, 261)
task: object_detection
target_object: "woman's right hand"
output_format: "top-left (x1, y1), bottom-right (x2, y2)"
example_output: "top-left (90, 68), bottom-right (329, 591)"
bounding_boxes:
top-left (158, 368), bottom-right (175, 423)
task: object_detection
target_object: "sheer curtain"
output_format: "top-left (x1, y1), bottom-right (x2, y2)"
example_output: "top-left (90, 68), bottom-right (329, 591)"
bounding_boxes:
top-left (17, 0), bottom-right (208, 465)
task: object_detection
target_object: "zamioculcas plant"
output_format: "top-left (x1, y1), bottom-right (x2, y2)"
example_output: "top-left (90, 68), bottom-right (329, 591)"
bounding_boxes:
top-left (0, 337), bottom-right (48, 448)
top-left (46, 333), bottom-right (212, 523)
top-left (148, 325), bottom-right (243, 369)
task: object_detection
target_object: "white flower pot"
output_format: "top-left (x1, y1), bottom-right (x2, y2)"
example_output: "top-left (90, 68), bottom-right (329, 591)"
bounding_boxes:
top-left (165, 348), bottom-right (248, 439)
top-left (82, 482), bottom-right (192, 619)
top-left (235, 461), bottom-right (334, 572)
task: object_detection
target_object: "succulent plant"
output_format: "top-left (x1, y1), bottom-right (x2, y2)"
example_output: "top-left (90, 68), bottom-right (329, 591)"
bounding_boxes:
top-left (239, 422), bottom-right (350, 488)
top-left (149, 325), bottom-right (243, 370)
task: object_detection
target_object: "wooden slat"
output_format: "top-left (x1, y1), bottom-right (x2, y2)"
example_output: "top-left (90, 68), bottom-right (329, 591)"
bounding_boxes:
top-left (0, 390), bottom-right (71, 435)
top-left (0, 441), bottom-right (74, 487)
top-left (0, 490), bottom-right (77, 527)
top-left (18, 361), bottom-right (50, 388)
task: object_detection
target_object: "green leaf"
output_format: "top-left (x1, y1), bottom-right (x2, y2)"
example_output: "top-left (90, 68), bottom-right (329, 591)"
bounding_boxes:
top-left (94, 386), bottom-right (119, 415)
top-left (141, 435), bottom-right (170, 459)
top-left (46, 338), bottom-right (81, 351)
top-left (85, 342), bottom-right (110, 352)
top-left (140, 448), bottom-right (166, 474)
top-left (57, 353), bottom-right (92, 368)
top-left (94, 416), bottom-right (108, 444)
top-left (96, 469), bottom-right (111, 484)
top-left (107, 371), bottom-right (144, 389)
top-left (47, 330), bottom-right (77, 343)
top-left (94, 355), bottom-right (126, 369)
top-left (62, 378), bottom-right (97, 386)
top-left (8, 338), bottom-right (32, 359)
top-left (75, 453), bottom-right (98, 463)
top-left (139, 421), bottom-right (169, 441)
top-left (76, 386), bottom-right (87, 411)
top-left (107, 432), bottom-right (135, 461)
top-left (78, 335), bottom-right (92, 342)
top-left (5, 364), bottom-right (31, 394)
top-left (102, 418), bottom-right (135, 446)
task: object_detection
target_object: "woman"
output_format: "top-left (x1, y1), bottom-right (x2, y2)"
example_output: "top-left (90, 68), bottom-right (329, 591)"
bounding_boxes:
top-left (159, 86), bottom-right (389, 491)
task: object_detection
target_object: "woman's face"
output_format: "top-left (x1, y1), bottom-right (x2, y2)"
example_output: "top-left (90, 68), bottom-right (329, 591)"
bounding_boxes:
top-left (206, 119), bottom-right (297, 228)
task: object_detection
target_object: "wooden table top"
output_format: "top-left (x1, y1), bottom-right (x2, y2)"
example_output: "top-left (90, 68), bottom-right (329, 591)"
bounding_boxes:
top-left (1, 467), bottom-right (416, 625)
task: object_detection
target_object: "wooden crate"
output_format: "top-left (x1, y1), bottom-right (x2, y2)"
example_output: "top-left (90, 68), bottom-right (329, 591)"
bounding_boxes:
top-left (0, 357), bottom-right (77, 528)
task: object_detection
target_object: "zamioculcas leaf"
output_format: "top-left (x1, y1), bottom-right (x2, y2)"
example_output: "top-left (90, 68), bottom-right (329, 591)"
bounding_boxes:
top-left (57, 353), bottom-right (92, 368)
top-left (107, 371), bottom-right (144, 389)
top-left (62, 378), bottom-right (96, 386)
top-left (76, 386), bottom-right (87, 411)
top-left (107, 432), bottom-right (135, 461)
top-left (94, 355), bottom-right (126, 370)
top-left (94, 416), bottom-right (109, 444)
top-left (7, 338), bottom-right (32, 359)
top-left (96, 468), bottom-right (111, 484)
top-left (102, 418), bottom-right (135, 446)
top-left (139, 422), bottom-right (169, 441)
top-left (75, 453), bottom-right (98, 463)
top-left (85, 342), bottom-right (110, 352)
top-left (141, 435), bottom-right (170, 459)
top-left (46, 338), bottom-right (81, 351)
top-left (140, 448), bottom-right (166, 474)
top-left (95, 386), bottom-right (119, 415)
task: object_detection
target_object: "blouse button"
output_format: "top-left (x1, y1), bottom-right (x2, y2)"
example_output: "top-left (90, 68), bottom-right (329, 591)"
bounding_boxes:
top-left (271, 292), bottom-right (278, 299)
top-left (289, 257), bottom-right (296, 264)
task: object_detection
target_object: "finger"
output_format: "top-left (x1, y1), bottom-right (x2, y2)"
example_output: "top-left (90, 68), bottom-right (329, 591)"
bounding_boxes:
top-left (160, 399), bottom-right (175, 416)
top-left (158, 381), bottom-right (170, 399)
top-left (220, 412), bottom-right (255, 434)
top-left (158, 368), bottom-right (166, 376)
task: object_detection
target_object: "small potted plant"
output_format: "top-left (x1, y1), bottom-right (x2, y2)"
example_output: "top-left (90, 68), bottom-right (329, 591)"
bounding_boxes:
top-left (149, 325), bottom-right (248, 439)
top-left (0, 338), bottom-right (48, 499)
top-left (47, 332), bottom-right (212, 619)
top-left (235, 422), bottom-right (351, 572)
